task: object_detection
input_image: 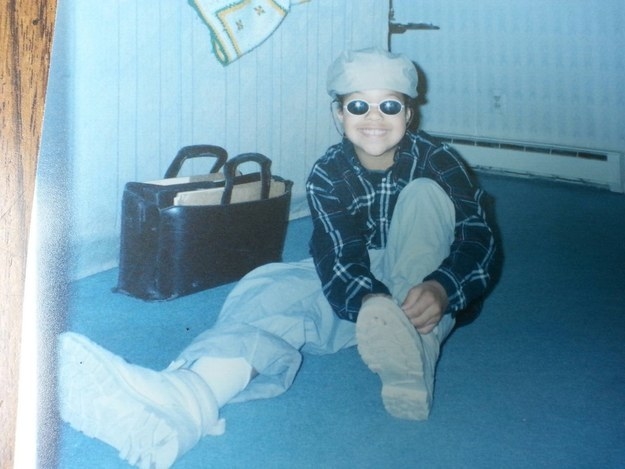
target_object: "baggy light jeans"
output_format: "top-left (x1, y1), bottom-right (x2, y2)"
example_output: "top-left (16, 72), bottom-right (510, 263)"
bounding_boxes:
top-left (173, 178), bottom-right (457, 403)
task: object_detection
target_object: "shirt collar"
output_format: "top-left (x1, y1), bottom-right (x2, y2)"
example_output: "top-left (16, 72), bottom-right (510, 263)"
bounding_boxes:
top-left (341, 137), bottom-right (364, 174)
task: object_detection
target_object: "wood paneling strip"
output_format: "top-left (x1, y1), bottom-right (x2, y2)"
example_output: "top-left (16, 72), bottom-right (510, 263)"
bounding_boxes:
top-left (0, 0), bottom-right (57, 466)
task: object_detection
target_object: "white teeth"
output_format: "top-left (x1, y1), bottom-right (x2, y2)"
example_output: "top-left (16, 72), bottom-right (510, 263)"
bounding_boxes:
top-left (361, 129), bottom-right (387, 136)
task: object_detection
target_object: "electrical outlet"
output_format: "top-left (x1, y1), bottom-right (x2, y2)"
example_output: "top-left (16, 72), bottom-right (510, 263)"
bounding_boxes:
top-left (492, 92), bottom-right (505, 111)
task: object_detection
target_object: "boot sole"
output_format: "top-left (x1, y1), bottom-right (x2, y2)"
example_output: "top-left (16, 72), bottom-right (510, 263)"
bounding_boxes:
top-left (356, 300), bottom-right (431, 420)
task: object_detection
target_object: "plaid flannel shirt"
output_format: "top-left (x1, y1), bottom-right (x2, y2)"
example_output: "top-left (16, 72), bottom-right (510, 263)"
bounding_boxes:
top-left (306, 130), bottom-right (497, 322)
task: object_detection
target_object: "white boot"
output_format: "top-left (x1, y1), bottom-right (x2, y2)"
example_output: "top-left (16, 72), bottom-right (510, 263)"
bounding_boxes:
top-left (58, 332), bottom-right (225, 469)
top-left (356, 296), bottom-right (433, 420)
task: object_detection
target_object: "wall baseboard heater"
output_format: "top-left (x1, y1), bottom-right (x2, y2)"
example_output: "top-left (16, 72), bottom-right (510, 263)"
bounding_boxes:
top-left (432, 133), bottom-right (624, 193)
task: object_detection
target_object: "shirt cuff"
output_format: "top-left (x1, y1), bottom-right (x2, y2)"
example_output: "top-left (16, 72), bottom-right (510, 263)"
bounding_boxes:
top-left (423, 269), bottom-right (461, 314)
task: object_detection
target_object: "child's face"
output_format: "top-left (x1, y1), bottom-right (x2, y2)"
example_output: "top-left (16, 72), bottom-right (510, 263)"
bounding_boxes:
top-left (338, 89), bottom-right (411, 171)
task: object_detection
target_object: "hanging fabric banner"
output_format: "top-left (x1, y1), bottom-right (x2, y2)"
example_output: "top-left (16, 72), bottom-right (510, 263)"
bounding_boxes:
top-left (194, 0), bottom-right (309, 65)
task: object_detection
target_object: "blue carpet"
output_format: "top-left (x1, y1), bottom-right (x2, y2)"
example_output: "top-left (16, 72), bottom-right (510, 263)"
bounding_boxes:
top-left (57, 173), bottom-right (625, 468)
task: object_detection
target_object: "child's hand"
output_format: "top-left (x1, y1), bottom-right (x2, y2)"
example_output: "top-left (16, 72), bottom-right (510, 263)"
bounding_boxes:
top-left (401, 281), bottom-right (448, 335)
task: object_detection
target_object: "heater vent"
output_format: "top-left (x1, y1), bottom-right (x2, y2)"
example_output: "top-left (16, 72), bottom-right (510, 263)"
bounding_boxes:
top-left (431, 133), bottom-right (624, 193)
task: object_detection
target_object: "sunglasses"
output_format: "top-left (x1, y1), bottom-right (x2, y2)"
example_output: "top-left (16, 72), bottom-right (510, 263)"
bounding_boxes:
top-left (343, 99), bottom-right (405, 116)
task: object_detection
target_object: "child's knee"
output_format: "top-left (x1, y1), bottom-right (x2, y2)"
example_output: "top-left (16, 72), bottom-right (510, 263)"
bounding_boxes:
top-left (396, 178), bottom-right (455, 225)
top-left (399, 178), bottom-right (448, 202)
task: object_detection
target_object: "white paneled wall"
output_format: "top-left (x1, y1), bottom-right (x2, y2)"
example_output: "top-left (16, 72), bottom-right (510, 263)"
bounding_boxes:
top-left (392, 0), bottom-right (625, 151)
top-left (53, 0), bottom-right (387, 279)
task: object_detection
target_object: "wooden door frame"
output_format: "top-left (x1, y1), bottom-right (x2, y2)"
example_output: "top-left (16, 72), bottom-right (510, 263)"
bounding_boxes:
top-left (1, 0), bottom-right (57, 466)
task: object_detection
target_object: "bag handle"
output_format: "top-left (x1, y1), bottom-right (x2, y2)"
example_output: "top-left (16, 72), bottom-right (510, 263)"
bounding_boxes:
top-left (164, 145), bottom-right (228, 179)
top-left (221, 153), bottom-right (272, 204)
